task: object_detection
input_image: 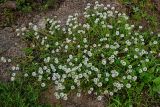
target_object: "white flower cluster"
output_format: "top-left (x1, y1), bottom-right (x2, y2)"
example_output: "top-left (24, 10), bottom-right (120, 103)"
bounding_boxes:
top-left (0, 57), bottom-right (11, 63)
top-left (10, 64), bottom-right (20, 81)
top-left (0, 56), bottom-right (15, 81)
top-left (15, 1), bottom-right (159, 101)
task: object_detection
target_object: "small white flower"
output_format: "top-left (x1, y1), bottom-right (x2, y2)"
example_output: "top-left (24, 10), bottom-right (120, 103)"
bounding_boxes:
top-left (139, 69), bottom-right (143, 73)
top-left (21, 27), bottom-right (26, 32)
top-left (78, 74), bottom-right (83, 78)
top-left (74, 58), bottom-right (78, 62)
top-left (77, 45), bottom-right (81, 48)
top-left (153, 41), bottom-right (158, 45)
top-left (124, 48), bottom-right (128, 52)
top-left (145, 58), bottom-right (149, 62)
top-left (38, 69), bottom-right (43, 74)
top-left (83, 38), bottom-right (87, 43)
top-left (51, 50), bottom-right (55, 53)
top-left (120, 34), bottom-right (124, 38)
top-left (32, 72), bottom-right (37, 76)
top-left (98, 74), bottom-right (101, 78)
top-left (41, 83), bottom-right (46, 87)
top-left (11, 66), bottom-right (16, 71)
top-left (71, 85), bottom-right (75, 90)
top-left (105, 72), bottom-right (110, 77)
top-left (97, 96), bottom-right (102, 101)
top-left (102, 59), bottom-right (106, 65)
top-left (54, 92), bottom-right (60, 99)
top-left (135, 48), bottom-right (139, 52)
top-left (122, 76), bottom-right (126, 80)
top-left (104, 90), bottom-right (108, 95)
top-left (107, 4), bottom-right (111, 8)
top-left (116, 31), bottom-right (120, 35)
top-left (97, 82), bottom-right (102, 87)
top-left (139, 26), bottom-right (143, 29)
top-left (132, 76), bottom-right (137, 81)
top-left (88, 90), bottom-right (92, 94)
top-left (126, 40), bottom-right (131, 46)
top-left (43, 66), bottom-right (47, 70)
top-left (8, 59), bottom-right (12, 63)
top-left (11, 77), bottom-right (15, 81)
top-left (142, 67), bottom-right (147, 71)
top-left (109, 92), bottom-right (113, 96)
top-left (127, 75), bottom-right (132, 80)
top-left (105, 78), bottom-right (109, 81)
top-left (55, 49), bottom-right (59, 52)
top-left (121, 60), bottom-right (126, 66)
top-left (87, 51), bottom-right (92, 57)
top-left (24, 73), bottom-right (29, 77)
top-left (15, 66), bottom-right (20, 71)
top-left (12, 73), bottom-right (16, 77)
top-left (107, 25), bottom-right (113, 29)
top-left (16, 28), bottom-right (20, 32)
top-left (128, 65), bottom-right (132, 69)
top-left (114, 51), bottom-right (118, 55)
top-left (126, 83), bottom-right (131, 88)
top-left (111, 6), bottom-right (115, 10)
top-left (54, 58), bottom-right (59, 64)
top-left (77, 93), bottom-right (81, 97)
top-left (90, 88), bottom-right (94, 91)
top-left (1, 57), bottom-right (6, 63)
top-left (33, 25), bottom-right (38, 31)
top-left (63, 95), bottom-right (68, 100)
top-left (68, 55), bottom-right (73, 60)
top-left (64, 45), bottom-right (68, 50)
top-left (134, 55), bottom-right (138, 59)
top-left (105, 44), bottom-right (109, 48)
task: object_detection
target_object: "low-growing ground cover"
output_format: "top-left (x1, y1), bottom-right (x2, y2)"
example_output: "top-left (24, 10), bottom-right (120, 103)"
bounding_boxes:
top-left (0, 1), bottom-right (160, 107)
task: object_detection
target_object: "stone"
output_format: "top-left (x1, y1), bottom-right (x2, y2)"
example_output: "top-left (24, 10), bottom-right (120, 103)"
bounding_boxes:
top-left (2, 1), bottom-right (16, 10)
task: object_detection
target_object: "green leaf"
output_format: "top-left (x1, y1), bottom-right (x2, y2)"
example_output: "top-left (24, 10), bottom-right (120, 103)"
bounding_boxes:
top-left (23, 48), bottom-right (33, 55)
top-left (141, 73), bottom-right (154, 83)
top-left (153, 85), bottom-right (160, 92)
top-left (153, 77), bottom-right (160, 85)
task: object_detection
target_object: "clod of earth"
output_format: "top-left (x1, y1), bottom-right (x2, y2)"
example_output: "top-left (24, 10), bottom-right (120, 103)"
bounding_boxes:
top-left (1, 1), bottom-right (16, 10)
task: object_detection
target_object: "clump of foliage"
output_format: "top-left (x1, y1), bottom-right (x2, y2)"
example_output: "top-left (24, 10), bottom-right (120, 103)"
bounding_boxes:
top-left (0, 0), bottom-right (58, 12)
top-left (0, 80), bottom-right (51, 107)
top-left (1, 1), bottom-right (160, 106)
top-left (16, 0), bottom-right (58, 12)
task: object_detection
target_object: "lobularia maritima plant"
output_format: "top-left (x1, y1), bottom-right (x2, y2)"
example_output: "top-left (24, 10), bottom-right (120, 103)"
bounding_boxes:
top-left (13, 1), bottom-right (159, 101)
